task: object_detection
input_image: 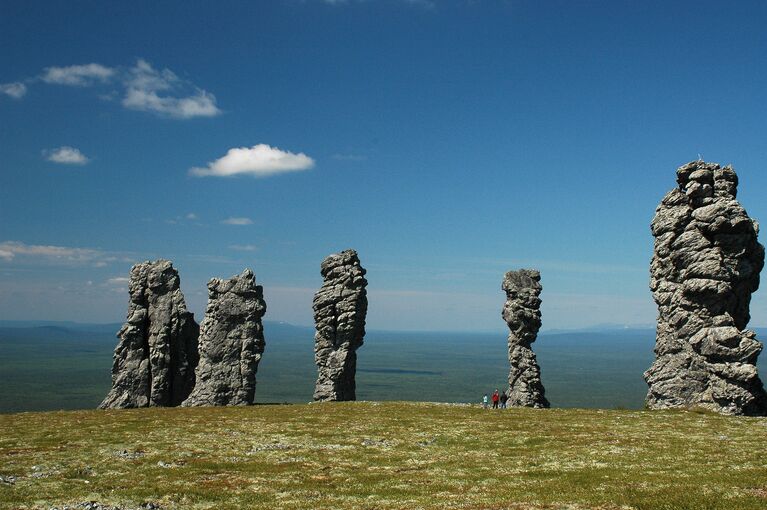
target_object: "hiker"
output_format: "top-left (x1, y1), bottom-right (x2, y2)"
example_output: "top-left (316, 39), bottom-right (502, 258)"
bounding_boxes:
top-left (500, 391), bottom-right (508, 409)
top-left (482, 394), bottom-right (488, 409)
top-left (492, 389), bottom-right (500, 409)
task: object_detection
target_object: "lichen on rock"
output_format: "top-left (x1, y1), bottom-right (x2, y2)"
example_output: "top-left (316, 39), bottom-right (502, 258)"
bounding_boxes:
top-left (502, 269), bottom-right (549, 408)
top-left (313, 249), bottom-right (368, 402)
top-left (645, 160), bottom-right (767, 415)
top-left (182, 269), bottom-right (267, 407)
top-left (99, 260), bottom-right (199, 409)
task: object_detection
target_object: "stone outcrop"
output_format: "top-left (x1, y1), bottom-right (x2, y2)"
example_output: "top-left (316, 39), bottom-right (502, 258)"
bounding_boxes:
top-left (182, 269), bottom-right (267, 406)
top-left (100, 260), bottom-right (199, 409)
top-left (646, 160), bottom-right (767, 415)
top-left (502, 269), bottom-right (549, 408)
top-left (313, 249), bottom-right (368, 401)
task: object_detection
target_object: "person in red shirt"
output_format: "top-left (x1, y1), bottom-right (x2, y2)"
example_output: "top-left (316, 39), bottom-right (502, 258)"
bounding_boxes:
top-left (492, 389), bottom-right (500, 409)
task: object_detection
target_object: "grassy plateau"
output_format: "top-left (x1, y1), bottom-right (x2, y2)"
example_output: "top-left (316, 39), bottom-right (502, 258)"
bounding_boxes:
top-left (1, 402), bottom-right (766, 510)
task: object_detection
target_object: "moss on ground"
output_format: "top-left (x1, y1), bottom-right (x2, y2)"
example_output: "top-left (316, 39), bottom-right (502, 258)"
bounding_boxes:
top-left (1, 402), bottom-right (766, 509)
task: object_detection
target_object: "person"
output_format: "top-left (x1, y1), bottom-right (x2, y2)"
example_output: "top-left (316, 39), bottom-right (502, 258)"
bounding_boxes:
top-left (482, 394), bottom-right (488, 409)
top-left (500, 391), bottom-right (508, 409)
top-left (492, 389), bottom-right (500, 409)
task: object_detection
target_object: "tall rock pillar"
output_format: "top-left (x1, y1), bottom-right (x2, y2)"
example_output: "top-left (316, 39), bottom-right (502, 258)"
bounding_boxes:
top-left (502, 269), bottom-right (549, 408)
top-left (100, 260), bottom-right (199, 409)
top-left (182, 269), bottom-right (267, 407)
top-left (646, 160), bottom-right (767, 415)
top-left (313, 249), bottom-right (368, 401)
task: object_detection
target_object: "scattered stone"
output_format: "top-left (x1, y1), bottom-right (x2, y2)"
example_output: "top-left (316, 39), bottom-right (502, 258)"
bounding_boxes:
top-left (182, 269), bottom-right (267, 407)
top-left (646, 161), bottom-right (767, 416)
top-left (312, 249), bottom-right (368, 401)
top-left (0, 475), bottom-right (15, 485)
top-left (48, 502), bottom-right (161, 510)
top-left (29, 465), bottom-right (55, 479)
top-left (99, 260), bottom-right (199, 409)
top-left (114, 449), bottom-right (145, 460)
top-left (502, 269), bottom-right (550, 408)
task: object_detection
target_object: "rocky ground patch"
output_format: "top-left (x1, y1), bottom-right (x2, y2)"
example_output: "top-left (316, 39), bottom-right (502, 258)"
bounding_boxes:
top-left (1, 402), bottom-right (766, 509)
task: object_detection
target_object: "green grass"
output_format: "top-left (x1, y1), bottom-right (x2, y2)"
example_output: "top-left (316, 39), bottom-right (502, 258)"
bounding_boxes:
top-left (1, 402), bottom-right (766, 509)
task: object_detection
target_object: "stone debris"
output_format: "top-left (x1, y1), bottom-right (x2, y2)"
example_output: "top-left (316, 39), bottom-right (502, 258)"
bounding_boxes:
top-left (99, 260), bottom-right (199, 409)
top-left (30, 465), bottom-right (56, 479)
top-left (502, 269), bottom-right (550, 408)
top-left (114, 449), bottom-right (145, 460)
top-left (312, 249), bottom-right (368, 401)
top-left (645, 160), bottom-right (767, 415)
top-left (182, 269), bottom-right (267, 406)
top-left (0, 475), bottom-right (15, 485)
top-left (48, 503), bottom-right (160, 510)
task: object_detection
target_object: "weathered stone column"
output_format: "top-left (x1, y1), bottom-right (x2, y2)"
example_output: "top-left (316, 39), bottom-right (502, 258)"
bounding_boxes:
top-left (645, 161), bottom-right (767, 415)
top-left (502, 269), bottom-right (549, 408)
top-left (100, 260), bottom-right (199, 409)
top-left (182, 269), bottom-right (266, 407)
top-left (313, 249), bottom-right (368, 401)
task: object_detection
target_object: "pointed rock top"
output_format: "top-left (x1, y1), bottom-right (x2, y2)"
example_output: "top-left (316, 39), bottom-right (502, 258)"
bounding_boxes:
top-left (676, 160), bottom-right (738, 201)
top-left (502, 269), bottom-right (541, 293)
top-left (320, 249), bottom-right (363, 276)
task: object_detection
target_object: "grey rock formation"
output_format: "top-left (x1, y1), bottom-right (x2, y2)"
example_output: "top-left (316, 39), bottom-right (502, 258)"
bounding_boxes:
top-left (646, 160), bottom-right (767, 415)
top-left (313, 249), bottom-right (368, 401)
top-left (100, 260), bottom-right (199, 409)
top-left (502, 269), bottom-right (549, 408)
top-left (182, 269), bottom-right (267, 406)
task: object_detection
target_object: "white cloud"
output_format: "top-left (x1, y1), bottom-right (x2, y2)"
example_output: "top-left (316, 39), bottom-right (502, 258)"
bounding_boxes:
top-left (0, 82), bottom-right (27, 99)
top-left (221, 217), bottom-right (254, 226)
top-left (5, 59), bottom-right (219, 120)
top-left (41, 63), bottom-right (115, 86)
top-left (44, 146), bottom-right (90, 165)
top-left (190, 144), bottom-right (315, 178)
top-left (105, 276), bottom-right (131, 293)
top-left (186, 212), bottom-right (198, 220)
top-left (122, 59), bottom-right (221, 118)
top-left (229, 244), bottom-right (258, 251)
top-left (0, 241), bottom-right (134, 269)
top-left (0, 241), bottom-right (105, 264)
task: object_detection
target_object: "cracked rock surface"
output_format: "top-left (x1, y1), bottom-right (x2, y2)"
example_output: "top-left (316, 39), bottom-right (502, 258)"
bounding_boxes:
top-left (313, 249), bottom-right (368, 401)
top-left (502, 269), bottom-right (549, 408)
top-left (182, 269), bottom-right (266, 406)
top-left (100, 260), bottom-right (198, 409)
top-left (645, 160), bottom-right (767, 415)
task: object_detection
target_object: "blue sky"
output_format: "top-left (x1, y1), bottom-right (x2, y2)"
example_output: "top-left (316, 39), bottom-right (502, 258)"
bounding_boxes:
top-left (1, 0), bottom-right (767, 332)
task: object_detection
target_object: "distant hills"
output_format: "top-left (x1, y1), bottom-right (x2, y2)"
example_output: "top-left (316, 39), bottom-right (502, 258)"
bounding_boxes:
top-left (2, 320), bottom-right (767, 414)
